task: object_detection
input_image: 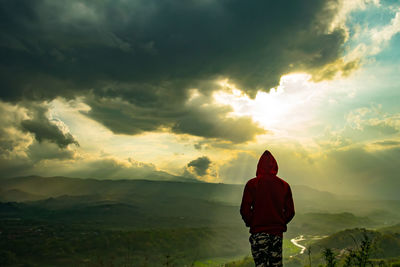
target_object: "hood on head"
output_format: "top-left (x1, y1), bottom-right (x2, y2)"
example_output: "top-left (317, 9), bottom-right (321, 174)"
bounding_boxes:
top-left (256, 150), bottom-right (278, 177)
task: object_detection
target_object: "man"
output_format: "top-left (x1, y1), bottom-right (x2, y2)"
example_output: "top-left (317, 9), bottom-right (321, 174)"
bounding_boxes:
top-left (240, 150), bottom-right (295, 267)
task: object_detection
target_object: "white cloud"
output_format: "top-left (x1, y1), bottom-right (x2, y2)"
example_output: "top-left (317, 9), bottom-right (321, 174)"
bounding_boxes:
top-left (370, 10), bottom-right (400, 54)
top-left (345, 8), bottom-right (400, 59)
top-left (0, 102), bottom-right (34, 160)
top-left (346, 105), bottom-right (400, 133)
top-left (329, 0), bottom-right (381, 34)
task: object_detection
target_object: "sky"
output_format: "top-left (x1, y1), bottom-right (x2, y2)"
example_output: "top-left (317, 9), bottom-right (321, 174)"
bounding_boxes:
top-left (0, 0), bottom-right (399, 199)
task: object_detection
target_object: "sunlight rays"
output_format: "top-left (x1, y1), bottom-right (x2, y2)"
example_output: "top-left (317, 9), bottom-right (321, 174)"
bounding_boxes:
top-left (214, 73), bottom-right (319, 133)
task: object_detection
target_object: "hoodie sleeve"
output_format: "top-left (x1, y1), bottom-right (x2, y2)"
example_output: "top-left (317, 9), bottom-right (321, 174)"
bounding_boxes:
top-left (284, 185), bottom-right (295, 224)
top-left (240, 181), bottom-right (254, 227)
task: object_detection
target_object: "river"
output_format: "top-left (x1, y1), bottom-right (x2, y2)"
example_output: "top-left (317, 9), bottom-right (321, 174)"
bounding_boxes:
top-left (290, 235), bottom-right (307, 254)
top-left (290, 235), bottom-right (328, 256)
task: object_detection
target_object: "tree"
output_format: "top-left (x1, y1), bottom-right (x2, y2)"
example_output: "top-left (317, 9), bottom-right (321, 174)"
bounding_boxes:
top-left (307, 245), bottom-right (312, 267)
top-left (322, 248), bottom-right (337, 267)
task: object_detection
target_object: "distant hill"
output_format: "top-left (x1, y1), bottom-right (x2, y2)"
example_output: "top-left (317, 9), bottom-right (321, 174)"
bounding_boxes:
top-left (379, 223), bottom-right (400, 234)
top-left (286, 212), bottom-right (376, 237)
top-left (1, 175), bottom-right (400, 219)
top-left (292, 184), bottom-right (337, 201)
top-left (309, 228), bottom-right (400, 259)
top-left (0, 176), bottom-right (389, 237)
top-left (2, 175), bottom-right (400, 216)
top-left (0, 188), bottom-right (44, 202)
top-left (0, 175), bottom-right (342, 205)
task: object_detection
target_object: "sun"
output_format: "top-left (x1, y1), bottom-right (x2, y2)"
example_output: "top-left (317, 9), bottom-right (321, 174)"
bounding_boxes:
top-left (214, 73), bottom-right (315, 132)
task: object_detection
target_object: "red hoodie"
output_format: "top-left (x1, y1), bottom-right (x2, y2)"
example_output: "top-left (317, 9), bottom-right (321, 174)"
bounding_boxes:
top-left (240, 150), bottom-right (295, 236)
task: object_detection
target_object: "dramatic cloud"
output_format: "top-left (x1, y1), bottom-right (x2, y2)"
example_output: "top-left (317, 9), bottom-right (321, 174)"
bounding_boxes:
top-left (0, 102), bottom-right (184, 180)
top-left (20, 103), bottom-right (79, 148)
top-left (26, 141), bottom-right (76, 163)
top-left (2, 0), bottom-right (398, 201)
top-left (61, 157), bottom-right (186, 181)
top-left (84, 92), bottom-right (265, 143)
top-left (0, 101), bottom-right (79, 178)
top-left (0, 0), bottom-right (351, 141)
top-left (0, 152), bottom-right (187, 181)
top-left (0, 0), bottom-right (348, 98)
top-left (0, 102), bottom-right (33, 160)
top-left (187, 156), bottom-right (212, 177)
top-left (0, 101), bottom-right (78, 152)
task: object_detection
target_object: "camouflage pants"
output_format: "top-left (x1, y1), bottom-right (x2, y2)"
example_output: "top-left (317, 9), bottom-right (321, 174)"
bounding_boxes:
top-left (249, 232), bottom-right (282, 267)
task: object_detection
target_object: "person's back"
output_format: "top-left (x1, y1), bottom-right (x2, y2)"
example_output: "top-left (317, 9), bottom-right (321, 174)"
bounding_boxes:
top-left (240, 150), bottom-right (295, 267)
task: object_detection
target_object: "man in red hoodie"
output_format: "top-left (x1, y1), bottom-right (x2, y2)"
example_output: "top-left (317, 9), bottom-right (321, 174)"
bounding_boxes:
top-left (240, 150), bottom-right (295, 267)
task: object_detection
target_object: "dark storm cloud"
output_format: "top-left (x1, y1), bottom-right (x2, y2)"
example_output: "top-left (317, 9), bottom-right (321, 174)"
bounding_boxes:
top-left (0, 0), bottom-right (346, 98)
top-left (26, 141), bottom-right (76, 162)
top-left (0, 101), bottom-right (76, 158)
top-left (0, 101), bottom-right (77, 178)
top-left (84, 94), bottom-right (265, 142)
top-left (0, 0), bottom-right (348, 141)
top-left (187, 156), bottom-right (212, 176)
top-left (20, 103), bottom-right (79, 148)
top-left (170, 103), bottom-right (266, 143)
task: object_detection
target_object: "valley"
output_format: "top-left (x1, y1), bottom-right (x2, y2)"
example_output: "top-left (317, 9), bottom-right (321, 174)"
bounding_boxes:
top-left (1, 176), bottom-right (400, 266)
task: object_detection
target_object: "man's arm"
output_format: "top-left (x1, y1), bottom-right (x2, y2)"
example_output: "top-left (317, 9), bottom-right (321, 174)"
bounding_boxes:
top-left (240, 181), bottom-right (254, 227)
top-left (284, 185), bottom-right (295, 224)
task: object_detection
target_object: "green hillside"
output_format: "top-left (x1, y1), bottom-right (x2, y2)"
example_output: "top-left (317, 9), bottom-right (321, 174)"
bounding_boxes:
top-left (379, 223), bottom-right (400, 234)
top-left (286, 212), bottom-right (376, 238)
top-left (226, 227), bottom-right (400, 267)
top-left (0, 219), bottom-right (250, 267)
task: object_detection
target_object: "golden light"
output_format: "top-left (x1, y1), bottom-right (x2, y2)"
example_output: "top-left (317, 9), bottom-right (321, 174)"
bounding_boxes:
top-left (214, 73), bottom-right (316, 132)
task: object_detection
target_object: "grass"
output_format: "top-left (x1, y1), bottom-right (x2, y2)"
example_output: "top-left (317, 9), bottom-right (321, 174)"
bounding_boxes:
top-left (283, 239), bottom-right (302, 257)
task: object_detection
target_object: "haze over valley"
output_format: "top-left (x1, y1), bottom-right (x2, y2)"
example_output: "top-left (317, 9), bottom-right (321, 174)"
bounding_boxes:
top-left (1, 176), bottom-right (400, 266)
top-left (1, 0), bottom-right (400, 265)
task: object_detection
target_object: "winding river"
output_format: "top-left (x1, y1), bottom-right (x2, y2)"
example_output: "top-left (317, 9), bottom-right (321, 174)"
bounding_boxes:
top-left (290, 235), bottom-right (328, 257)
top-left (290, 235), bottom-right (307, 254)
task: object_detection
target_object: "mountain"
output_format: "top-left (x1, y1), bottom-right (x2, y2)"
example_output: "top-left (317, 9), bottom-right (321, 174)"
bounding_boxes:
top-left (0, 175), bottom-right (340, 204)
top-left (1, 176), bottom-right (395, 236)
top-left (379, 223), bottom-right (400, 234)
top-left (309, 227), bottom-right (400, 259)
top-left (1, 176), bottom-right (400, 218)
top-left (0, 188), bottom-right (44, 202)
top-left (292, 185), bottom-right (337, 201)
top-left (0, 176), bottom-right (338, 220)
top-left (286, 212), bottom-right (377, 238)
